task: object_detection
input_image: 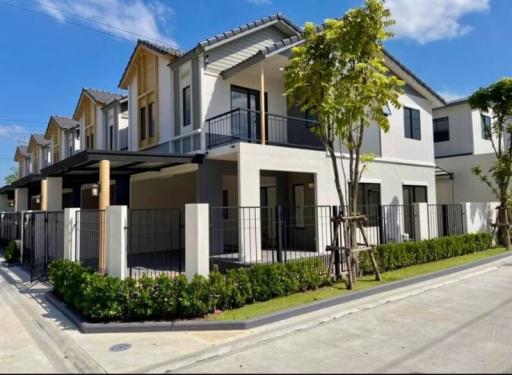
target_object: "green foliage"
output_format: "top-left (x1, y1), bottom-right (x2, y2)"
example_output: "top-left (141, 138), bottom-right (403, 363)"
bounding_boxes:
top-left (285, 0), bottom-right (404, 210)
top-left (360, 233), bottom-right (493, 274)
top-left (4, 167), bottom-right (19, 185)
top-left (3, 240), bottom-right (20, 263)
top-left (48, 257), bottom-right (330, 323)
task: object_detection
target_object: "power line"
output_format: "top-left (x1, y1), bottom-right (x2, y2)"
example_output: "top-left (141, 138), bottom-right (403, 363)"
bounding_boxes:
top-left (0, 0), bottom-right (174, 47)
top-left (25, 0), bottom-right (174, 47)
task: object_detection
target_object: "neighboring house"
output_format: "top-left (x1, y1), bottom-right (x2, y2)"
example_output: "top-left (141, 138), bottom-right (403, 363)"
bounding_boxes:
top-left (433, 98), bottom-right (497, 203)
top-left (12, 145), bottom-right (42, 210)
top-left (73, 88), bottom-right (126, 151)
top-left (44, 115), bottom-right (80, 163)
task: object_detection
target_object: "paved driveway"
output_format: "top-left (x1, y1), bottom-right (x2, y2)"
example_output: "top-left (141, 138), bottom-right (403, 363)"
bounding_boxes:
top-left (178, 262), bottom-right (512, 373)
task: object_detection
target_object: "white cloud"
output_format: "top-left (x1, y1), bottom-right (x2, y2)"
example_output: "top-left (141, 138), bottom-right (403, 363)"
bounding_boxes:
top-left (386, 0), bottom-right (490, 44)
top-left (36, 0), bottom-right (178, 47)
top-left (438, 90), bottom-right (470, 102)
top-left (247, 0), bottom-right (272, 5)
top-left (0, 125), bottom-right (28, 138)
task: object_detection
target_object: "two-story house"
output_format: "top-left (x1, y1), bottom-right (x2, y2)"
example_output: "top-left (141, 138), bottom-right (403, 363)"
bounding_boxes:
top-left (433, 98), bottom-right (496, 203)
top-left (118, 15), bottom-right (443, 245)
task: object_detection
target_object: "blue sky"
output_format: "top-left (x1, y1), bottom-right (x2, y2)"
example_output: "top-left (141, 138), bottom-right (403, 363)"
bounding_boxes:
top-left (0, 0), bottom-right (510, 182)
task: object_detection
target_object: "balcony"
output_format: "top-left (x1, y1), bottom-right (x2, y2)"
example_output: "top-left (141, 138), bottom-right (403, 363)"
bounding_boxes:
top-left (206, 108), bottom-right (324, 151)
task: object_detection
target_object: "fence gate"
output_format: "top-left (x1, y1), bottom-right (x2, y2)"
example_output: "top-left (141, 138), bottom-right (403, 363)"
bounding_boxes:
top-left (127, 208), bottom-right (185, 278)
top-left (75, 210), bottom-right (104, 271)
top-left (0, 212), bottom-right (21, 246)
top-left (428, 204), bottom-right (465, 238)
top-left (22, 211), bottom-right (64, 282)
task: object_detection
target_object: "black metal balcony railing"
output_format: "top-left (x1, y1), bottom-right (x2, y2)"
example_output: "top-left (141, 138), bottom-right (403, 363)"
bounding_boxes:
top-left (206, 108), bottom-right (324, 150)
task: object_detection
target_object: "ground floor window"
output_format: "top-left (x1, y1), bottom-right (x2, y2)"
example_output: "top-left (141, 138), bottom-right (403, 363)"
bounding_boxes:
top-left (403, 185), bottom-right (427, 204)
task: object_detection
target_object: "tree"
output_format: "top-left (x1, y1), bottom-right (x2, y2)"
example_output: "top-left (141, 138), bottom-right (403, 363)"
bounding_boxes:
top-left (4, 167), bottom-right (18, 185)
top-left (285, 0), bottom-right (404, 287)
top-left (469, 78), bottom-right (512, 249)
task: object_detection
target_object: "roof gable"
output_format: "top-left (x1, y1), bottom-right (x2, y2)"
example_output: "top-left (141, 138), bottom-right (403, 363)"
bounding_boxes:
top-left (119, 40), bottom-right (183, 89)
top-left (73, 88), bottom-right (125, 119)
top-left (14, 146), bottom-right (29, 162)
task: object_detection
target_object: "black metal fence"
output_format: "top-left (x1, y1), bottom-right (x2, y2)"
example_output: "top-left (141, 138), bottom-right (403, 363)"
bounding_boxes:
top-left (22, 211), bottom-right (64, 281)
top-left (428, 204), bottom-right (465, 238)
top-left (0, 212), bottom-right (21, 246)
top-left (209, 204), bottom-right (418, 272)
top-left (127, 208), bottom-right (185, 278)
top-left (206, 108), bottom-right (324, 150)
top-left (76, 210), bottom-right (104, 271)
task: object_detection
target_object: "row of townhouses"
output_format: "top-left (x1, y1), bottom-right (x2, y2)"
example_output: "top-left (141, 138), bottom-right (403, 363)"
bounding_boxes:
top-left (0, 14), bottom-right (498, 278)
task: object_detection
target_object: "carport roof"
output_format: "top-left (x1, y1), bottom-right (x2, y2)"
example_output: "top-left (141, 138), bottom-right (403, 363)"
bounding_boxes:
top-left (41, 150), bottom-right (204, 178)
top-left (11, 174), bottom-right (43, 188)
top-left (0, 184), bottom-right (14, 194)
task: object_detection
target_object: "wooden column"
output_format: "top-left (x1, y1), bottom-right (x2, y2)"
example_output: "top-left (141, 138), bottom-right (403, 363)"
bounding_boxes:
top-left (98, 159), bottom-right (110, 274)
top-left (40, 179), bottom-right (48, 211)
top-left (260, 63), bottom-right (266, 145)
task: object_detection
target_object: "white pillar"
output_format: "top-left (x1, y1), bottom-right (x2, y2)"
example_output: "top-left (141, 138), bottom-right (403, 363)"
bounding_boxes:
top-left (47, 177), bottom-right (63, 211)
top-left (63, 208), bottom-right (79, 261)
top-left (105, 206), bottom-right (127, 279)
top-left (185, 203), bottom-right (209, 279)
top-left (237, 147), bottom-right (262, 263)
top-left (14, 188), bottom-right (28, 212)
top-left (414, 202), bottom-right (429, 240)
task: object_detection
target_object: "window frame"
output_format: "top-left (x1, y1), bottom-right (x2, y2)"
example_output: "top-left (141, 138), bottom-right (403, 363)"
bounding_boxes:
top-left (433, 116), bottom-right (450, 143)
top-left (182, 85), bottom-right (191, 127)
top-left (404, 107), bottom-right (421, 140)
top-left (481, 114), bottom-right (492, 140)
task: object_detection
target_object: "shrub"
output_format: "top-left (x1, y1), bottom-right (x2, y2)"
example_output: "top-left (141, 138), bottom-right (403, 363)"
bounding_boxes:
top-left (4, 240), bottom-right (20, 263)
top-left (360, 233), bottom-right (493, 274)
top-left (48, 256), bottom-right (330, 323)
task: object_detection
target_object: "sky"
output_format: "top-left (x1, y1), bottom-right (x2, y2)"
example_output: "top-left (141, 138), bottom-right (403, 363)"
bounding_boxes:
top-left (0, 0), bottom-right (510, 182)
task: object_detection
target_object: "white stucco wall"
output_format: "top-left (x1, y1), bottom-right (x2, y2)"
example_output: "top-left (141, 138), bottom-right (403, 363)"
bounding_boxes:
top-left (380, 92), bottom-right (435, 164)
top-left (235, 142), bottom-right (436, 207)
top-left (471, 109), bottom-right (495, 155)
top-left (433, 102), bottom-right (474, 157)
top-left (436, 153), bottom-right (497, 204)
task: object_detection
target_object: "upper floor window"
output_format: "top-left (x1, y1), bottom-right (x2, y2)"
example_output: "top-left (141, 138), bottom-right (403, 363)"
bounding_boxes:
top-left (433, 117), bottom-right (450, 143)
top-left (183, 86), bottom-right (191, 126)
top-left (42, 146), bottom-right (50, 167)
top-left (25, 157), bottom-right (32, 175)
top-left (139, 106), bottom-right (146, 141)
top-left (148, 102), bottom-right (156, 138)
top-left (66, 131), bottom-right (75, 157)
top-left (481, 114), bottom-right (492, 140)
top-left (404, 107), bottom-right (421, 140)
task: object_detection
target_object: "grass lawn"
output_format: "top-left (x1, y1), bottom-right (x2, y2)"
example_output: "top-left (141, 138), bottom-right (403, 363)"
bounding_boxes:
top-left (207, 247), bottom-right (507, 321)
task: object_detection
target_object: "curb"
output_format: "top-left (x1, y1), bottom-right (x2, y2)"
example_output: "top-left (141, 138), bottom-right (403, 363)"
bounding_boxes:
top-left (45, 251), bottom-right (512, 334)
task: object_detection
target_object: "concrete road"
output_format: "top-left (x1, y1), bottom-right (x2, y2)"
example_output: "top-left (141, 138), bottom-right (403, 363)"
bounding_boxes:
top-left (178, 262), bottom-right (512, 373)
top-left (1, 255), bottom-right (512, 373)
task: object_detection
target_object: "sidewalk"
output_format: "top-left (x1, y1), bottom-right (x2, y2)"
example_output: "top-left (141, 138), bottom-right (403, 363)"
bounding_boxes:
top-left (0, 253), bottom-right (511, 373)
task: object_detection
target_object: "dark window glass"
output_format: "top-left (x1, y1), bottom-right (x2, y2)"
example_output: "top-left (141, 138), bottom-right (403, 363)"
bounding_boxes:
top-left (481, 114), bottom-right (492, 140)
top-left (433, 117), bottom-right (450, 142)
top-left (403, 185), bottom-right (428, 204)
top-left (140, 106), bottom-right (146, 141)
top-left (148, 102), bottom-right (156, 138)
top-left (222, 190), bottom-right (229, 220)
top-left (404, 107), bottom-right (421, 140)
top-left (109, 125), bottom-right (114, 150)
top-left (183, 86), bottom-right (191, 126)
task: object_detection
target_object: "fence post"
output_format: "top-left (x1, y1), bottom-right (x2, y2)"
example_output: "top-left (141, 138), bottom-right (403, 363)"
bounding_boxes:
top-left (19, 211), bottom-right (27, 264)
top-left (413, 203), bottom-right (429, 240)
top-left (185, 203), bottom-right (209, 279)
top-left (105, 206), bottom-right (127, 279)
top-left (63, 208), bottom-right (79, 261)
top-left (276, 206), bottom-right (283, 263)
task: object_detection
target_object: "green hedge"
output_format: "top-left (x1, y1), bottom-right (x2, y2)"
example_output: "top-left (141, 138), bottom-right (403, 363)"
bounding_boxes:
top-left (48, 257), bottom-right (330, 322)
top-left (4, 240), bottom-right (20, 264)
top-left (361, 233), bottom-right (493, 273)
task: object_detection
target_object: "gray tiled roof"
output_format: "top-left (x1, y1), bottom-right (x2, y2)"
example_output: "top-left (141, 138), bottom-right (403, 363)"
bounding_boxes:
top-left (32, 134), bottom-right (50, 146)
top-left (52, 115), bottom-right (79, 130)
top-left (139, 39), bottom-right (184, 57)
top-left (173, 13), bottom-right (302, 66)
top-left (84, 88), bottom-right (125, 106)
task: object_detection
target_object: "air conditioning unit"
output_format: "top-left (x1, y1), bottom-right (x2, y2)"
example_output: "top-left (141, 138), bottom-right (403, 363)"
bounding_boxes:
top-left (401, 233), bottom-right (410, 242)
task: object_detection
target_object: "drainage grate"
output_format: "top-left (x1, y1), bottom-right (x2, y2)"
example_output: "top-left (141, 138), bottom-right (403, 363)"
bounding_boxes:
top-left (109, 343), bottom-right (132, 352)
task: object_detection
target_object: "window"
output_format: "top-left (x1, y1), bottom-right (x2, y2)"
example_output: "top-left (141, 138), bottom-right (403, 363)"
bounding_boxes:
top-left (403, 185), bottom-right (427, 204)
top-left (433, 117), bottom-right (450, 142)
top-left (67, 131), bottom-right (74, 156)
top-left (183, 86), bottom-right (191, 126)
top-left (481, 114), bottom-right (492, 140)
top-left (222, 190), bottom-right (229, 220)
top-left (148, 102), bottom-right (156, 138)
top-left (139, 106), bottom-right (146, 141)
top-left (404, 107), bottom-right (421, 140)
top-left (109, 125), bottom-right (114, 151)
